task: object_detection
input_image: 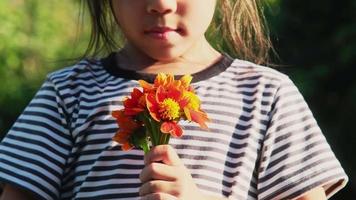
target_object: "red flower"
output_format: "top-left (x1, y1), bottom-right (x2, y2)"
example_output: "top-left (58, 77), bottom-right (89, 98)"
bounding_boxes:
top-left (112, 110), bottom-right (141, 151)
top-left (123, 88), bottom-right (146, 116)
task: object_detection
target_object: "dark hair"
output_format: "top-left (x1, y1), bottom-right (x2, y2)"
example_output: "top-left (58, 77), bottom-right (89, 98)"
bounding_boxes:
top-left (80, 0), bottom-right (274, 65)
top-left (79, 0), bottom-right (122, 58)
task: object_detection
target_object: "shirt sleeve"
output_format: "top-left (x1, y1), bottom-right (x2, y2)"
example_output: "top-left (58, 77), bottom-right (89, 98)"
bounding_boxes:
top-left (257, 77), bottom-right (348, 200)
top-left (0, 77), bottom-right (72, 200)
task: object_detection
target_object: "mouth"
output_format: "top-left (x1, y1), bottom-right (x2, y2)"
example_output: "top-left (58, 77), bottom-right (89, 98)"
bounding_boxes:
top-left (144, 26), bottom-right (185, 40)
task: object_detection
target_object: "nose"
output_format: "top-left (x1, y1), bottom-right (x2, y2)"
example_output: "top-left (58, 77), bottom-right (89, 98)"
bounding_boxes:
top-left (146, 0), bottom-right (177, 15)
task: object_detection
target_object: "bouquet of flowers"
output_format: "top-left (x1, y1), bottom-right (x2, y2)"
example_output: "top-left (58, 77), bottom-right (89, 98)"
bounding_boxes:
top-left (112, 73), bottom-right (209, 154)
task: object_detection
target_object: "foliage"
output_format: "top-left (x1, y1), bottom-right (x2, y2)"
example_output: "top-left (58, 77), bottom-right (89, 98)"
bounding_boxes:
top-left (265, 0), bottom-right (356, 199)
top-left (0, 0), bottom-right (89, 135)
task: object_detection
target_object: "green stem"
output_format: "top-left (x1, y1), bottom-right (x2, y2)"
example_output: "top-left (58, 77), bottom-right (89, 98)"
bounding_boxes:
top-left (149, 118), bottom-right (158, 146)
top-left (155, 121), bottom-right (163, 145)
top-left (141, 139), bottom-right (150, 154)
top-left (142, 112), bottom-right (172, 147)
top-left (147, 118), bottom-right (162, 146)
top-left (147, 118), bottom-right (157, 146)
top-left (165, 134), bottom-right (171, 144)
top-left (142, 112), bottom-right (155, 146)
top-left (160, 132), bottom-right (165, 144)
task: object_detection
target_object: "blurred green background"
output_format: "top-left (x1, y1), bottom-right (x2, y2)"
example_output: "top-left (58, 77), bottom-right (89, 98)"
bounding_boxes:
top-left (0, 0), bottom-right (355, 199)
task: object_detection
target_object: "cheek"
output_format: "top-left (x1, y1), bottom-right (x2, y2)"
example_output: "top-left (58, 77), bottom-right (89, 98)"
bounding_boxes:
top-left (184, 2), bottom-right (216, 35)
top-left (111, 1), bottom-right (144, 28)
top-left (113, 13), bottom-right (144, 41)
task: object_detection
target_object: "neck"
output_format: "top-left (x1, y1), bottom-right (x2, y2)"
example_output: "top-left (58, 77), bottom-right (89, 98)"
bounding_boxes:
top-left (115, 37), bottom-right (222, 75)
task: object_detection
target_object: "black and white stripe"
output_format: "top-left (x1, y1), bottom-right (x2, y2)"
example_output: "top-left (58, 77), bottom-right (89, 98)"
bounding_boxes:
top-left (0, 56), bottom-right (347, 199)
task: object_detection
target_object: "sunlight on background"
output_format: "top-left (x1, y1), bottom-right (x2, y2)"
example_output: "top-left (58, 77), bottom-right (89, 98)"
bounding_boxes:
top-left (0, 0), bottom-right (89, 134)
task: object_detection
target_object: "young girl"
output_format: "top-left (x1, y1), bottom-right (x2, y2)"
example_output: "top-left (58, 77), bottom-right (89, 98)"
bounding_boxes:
top-left (0, 0), bottom-right (348, 199)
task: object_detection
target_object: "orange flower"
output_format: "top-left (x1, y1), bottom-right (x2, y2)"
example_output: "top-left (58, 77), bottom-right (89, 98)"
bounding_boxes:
top-left (112, 110), bottom-right (141, 151)
top-left (144, 73), bottom-right (209, 133)
top-left (182, 91), bottom-right (209, 129)
top-left (123, 88), bottom-right (146, 116)
top-left (160, 121), bottom-right (183, 137)
top-left (146, 85), bottom-right (186, 137)
top-left (138, 73), bottom-right (193, 93)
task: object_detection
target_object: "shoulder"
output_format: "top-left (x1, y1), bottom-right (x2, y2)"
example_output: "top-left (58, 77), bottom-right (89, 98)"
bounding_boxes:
top-left (228, 59), bottom-right (291, 83)
top-left (46, 58), bottom-right (108, 85)
top-left (217, 58), bottom-right (295, 92)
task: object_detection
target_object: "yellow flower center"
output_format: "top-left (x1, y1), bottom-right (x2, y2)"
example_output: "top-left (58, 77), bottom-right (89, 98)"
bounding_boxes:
top-left (159, 98), bottom-right (180, 120)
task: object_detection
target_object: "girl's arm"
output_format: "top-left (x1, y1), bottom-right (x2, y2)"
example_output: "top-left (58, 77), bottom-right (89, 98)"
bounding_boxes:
top-left (0, 184), bottom-right (36, 200)
top-left (296, 186), bottom-right (326, 200)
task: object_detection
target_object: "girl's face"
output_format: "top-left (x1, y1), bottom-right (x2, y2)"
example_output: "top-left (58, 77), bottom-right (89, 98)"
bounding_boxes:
top-left (111, 0), bottom-right (217, 61)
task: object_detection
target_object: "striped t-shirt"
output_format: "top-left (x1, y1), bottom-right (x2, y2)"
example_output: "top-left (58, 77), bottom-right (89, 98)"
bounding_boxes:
top-left (0, 53), bottom-right (348, 200)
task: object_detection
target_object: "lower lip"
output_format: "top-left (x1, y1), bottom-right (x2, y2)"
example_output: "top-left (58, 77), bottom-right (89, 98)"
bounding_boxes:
top-left (145, 30), bottom-right (179, 40)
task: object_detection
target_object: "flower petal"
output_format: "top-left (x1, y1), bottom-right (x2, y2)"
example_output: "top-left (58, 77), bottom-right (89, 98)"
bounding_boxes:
top-left (122, 142), bottom-right (134, 151)
top-left (112, 110), bottom-right (141, 133)
top-left (178, 98), bottom-right (189, 108)
top-left (131, 88), bottom-right (144, 99)
top-left (180, 74), bottom-right (192, 88)
top-left (156, 86), bottom-right (167, 103)
top-left (165, 74), bottom-right (175, 86)
top-left (138, 80), bottom-right (154, 92)
top-left (112, 131), bottom-right (129, 144)
top-left (183, 107), bottom-right (191, 121)
top-left (146, 93), bottom-right (160, 121)
top-left (160, 121), bottom-right (183, 137)
top-left (124, 108), bottom-right (145, 116)
top-left (154, 73), bottom-right (167, 87)
top-left (112, 110), bottom-right (123, 119)
top-left (123, 98), bottom-right (137, 109)
top-left (166, 86), bottom-right (182, 101)
top-left (182, 91), bottom-right (200, 110)
top-left (122, 88), bottom-right (146, 116)
top-left (189, 109), bottom-right (209, 130)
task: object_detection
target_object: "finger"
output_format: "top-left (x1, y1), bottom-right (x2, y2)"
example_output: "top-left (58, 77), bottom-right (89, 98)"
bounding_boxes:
top-left (140, 192), bottom-right (178, 200)
top-left (139, 162), bottom-right (178, 183)
top-left (145, 145), bottom-right (182, 166)
top-left (139, 180), bottom-right (175, 196)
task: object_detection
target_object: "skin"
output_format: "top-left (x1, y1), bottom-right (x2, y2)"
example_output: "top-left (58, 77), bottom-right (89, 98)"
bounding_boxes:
top-left (111, 0), bottom-right (222, 75)
top-left (0, 185), bottom-right (36, 200)
top-left (0, 0), bottom-right (328, 199)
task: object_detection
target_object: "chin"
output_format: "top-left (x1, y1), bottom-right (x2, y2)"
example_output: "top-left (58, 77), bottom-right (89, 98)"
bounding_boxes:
top-left (144, 48), bottom-right (186, 62)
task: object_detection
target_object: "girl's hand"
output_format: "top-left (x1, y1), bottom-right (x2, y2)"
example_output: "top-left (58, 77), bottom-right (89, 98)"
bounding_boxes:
top-left (139, 145), bottom-right (205, 200)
